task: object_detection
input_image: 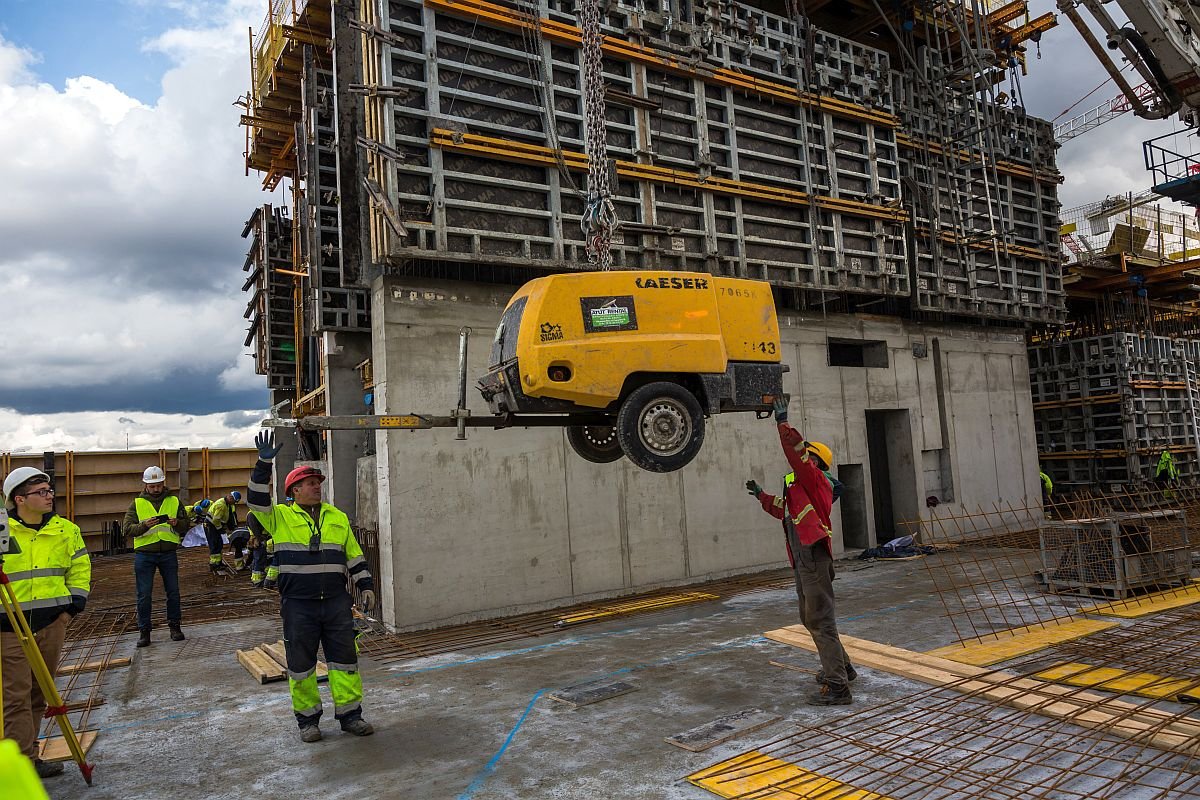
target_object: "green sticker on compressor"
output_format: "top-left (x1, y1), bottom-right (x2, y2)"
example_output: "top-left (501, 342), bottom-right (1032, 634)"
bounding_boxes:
top-left (581, 296), bottom-right (638, 333)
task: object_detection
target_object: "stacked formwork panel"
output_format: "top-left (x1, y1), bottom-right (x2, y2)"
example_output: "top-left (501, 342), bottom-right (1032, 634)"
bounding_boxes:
top-left (355, 0), bottom-right (1063, 322)
top-left (893, 58), bottom-right (1063, 322)
top-left (1030, 333), bottom-right (1200, 487)
top-left (242, 205), bottom-right (298, 394)
top-left (301, 60), bottom-right (371, 332)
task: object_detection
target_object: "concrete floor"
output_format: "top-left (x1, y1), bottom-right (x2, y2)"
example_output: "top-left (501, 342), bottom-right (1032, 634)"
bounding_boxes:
top-left (39, 555), bottom-right (1060, 799)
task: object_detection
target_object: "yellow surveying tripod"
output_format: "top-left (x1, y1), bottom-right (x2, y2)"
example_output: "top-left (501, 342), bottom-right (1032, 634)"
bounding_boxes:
top-left (0, 507), bottom-right (94, 785)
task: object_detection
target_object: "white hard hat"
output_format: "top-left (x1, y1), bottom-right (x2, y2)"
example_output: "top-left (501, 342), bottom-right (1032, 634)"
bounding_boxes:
top-left (142, 466), bottom-right (167, 484)
top-left (3, 467), bottom-right (51, 508)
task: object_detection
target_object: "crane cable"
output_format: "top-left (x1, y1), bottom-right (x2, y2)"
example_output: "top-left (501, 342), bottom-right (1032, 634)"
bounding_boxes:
top-left (579, 0), bottom-right (617, 270)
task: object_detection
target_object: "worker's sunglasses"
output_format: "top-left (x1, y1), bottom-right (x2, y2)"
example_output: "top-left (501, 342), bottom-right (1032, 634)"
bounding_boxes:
top-left (21, 488), bottom-right (55, 498)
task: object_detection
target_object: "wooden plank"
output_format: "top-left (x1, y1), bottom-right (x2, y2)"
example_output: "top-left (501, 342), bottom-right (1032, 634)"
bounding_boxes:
top-left (260, 640), bottom-right (328, 681)
top-left (38, 730), bottom-right (98, 762)
top-left (57, 656), bottom-right (132, 675)
top-left (236, 647), bottom-right (285, 684)
top-left (765, 627), bottom-right (1200, 752)
top-left (547, 679), bottom-right (637, 709)
top-left (665, 708), bottom-right (783, 752)
top-left (63, 698), bottom-right (106, 713)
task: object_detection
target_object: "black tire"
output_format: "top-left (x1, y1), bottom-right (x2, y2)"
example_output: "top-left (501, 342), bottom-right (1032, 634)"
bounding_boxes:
top-left (566, 425), bottom-right (624, 464)
top-left (615, 381), bottom-right (706, 473)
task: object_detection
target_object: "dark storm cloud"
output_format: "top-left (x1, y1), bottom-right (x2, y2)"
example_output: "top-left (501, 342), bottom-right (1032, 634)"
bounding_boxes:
top-left (0, 367), bottom-right (267, 415)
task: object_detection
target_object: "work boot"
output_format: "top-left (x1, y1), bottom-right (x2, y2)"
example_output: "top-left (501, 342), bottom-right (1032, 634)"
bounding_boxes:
top-left (169, 623), bottom-right (185, 642)
top-left (234, 558), bottom-right (246, 572)
top-left (806, 683), bottom-right (852, 706)
top-left (815, 665), bottom-right (858, 684)
top-left (34, 759), bottom-right (64, 778)
top-left (299, 725), bottom-right (322, 743)
top-left (136, 629), bottom-right (151, 648)
top-left (341, 718), bottom-right (375, 737)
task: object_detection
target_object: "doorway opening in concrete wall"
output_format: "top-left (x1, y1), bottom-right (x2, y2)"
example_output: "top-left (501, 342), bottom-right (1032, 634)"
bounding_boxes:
top-left (865, 410), bottom-right (919, 546)
top-left (837, 463), bottom-right (869, 550)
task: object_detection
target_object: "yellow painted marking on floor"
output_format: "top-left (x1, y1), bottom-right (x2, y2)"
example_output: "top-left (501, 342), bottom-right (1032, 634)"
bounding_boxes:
top-left (688, 751), bottom-right (895, 799)
top-left (926, 618), bottom-right (1117, 666)
top-left (554, 591), bottom-right (719, 626)
top-left (1082, 584), bottom-right (1200, 618)
top-left (1035, 662), bottom-right (1198, 700)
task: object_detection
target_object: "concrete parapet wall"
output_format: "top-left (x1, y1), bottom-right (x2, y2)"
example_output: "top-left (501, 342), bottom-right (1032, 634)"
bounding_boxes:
top-left (371, 277), bottom-right (1039, 630)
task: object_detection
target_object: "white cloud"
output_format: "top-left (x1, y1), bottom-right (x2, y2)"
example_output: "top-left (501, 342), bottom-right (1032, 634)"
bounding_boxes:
top-left (0, 406), bottom-right (266, 452)
top-left (219, 351), bottom-right (262, 392)
top-left (0, 4), bottom-right (276, 418)
top-left (0, 35), bottom-right (36, 85)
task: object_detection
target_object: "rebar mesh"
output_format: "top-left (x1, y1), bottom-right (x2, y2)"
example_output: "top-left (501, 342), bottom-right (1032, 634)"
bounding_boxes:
top-left (698, 683), bottom-right (1200, 800)
top-left (900, 487), bottom-right (1196, 644)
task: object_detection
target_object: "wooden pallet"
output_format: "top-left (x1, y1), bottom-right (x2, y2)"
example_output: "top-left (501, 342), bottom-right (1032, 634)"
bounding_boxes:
top-left (236, 640), bottom-right (328, 684)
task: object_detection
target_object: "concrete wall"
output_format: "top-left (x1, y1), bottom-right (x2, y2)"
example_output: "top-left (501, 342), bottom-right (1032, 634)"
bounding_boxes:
top-left (370, 277), bottom-right (1040, 630)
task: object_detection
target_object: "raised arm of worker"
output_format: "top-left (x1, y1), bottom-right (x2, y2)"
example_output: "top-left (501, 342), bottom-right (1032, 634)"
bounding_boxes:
top-left (247, 431), bottom-right (284, 588)
top-left (772, 398), bottom-right (827, 497)
top-left (247, 430), bottom-right (283, 525)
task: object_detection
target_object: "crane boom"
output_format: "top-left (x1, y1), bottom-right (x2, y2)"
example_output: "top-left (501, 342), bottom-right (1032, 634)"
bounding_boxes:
top-left (1054, 82), bottom-right (1156, 143)
top-left (1058, 0), bottom-right (1200, 126)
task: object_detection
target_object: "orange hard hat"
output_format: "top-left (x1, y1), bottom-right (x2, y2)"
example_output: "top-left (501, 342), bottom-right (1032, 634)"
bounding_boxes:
top-left (284, 465), bottom-right (325, 495)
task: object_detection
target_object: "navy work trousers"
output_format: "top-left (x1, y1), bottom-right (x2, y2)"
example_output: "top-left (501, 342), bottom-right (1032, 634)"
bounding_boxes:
top-left (134, 550), bottom-right (181, 631)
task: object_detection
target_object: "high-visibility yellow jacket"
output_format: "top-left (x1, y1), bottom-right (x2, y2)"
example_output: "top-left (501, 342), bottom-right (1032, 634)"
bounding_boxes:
top-left (0, 739), bottom-right (50, 800)
top-left (249, 501), bottom-right (373, 600)
top-left (132, 495), bottom-right (181, 550)
top-left (1, 512), bottom-right (90, 633)
top-left (247, 456), bottom-right (373, 599)
top-left (208, 496), bottom-right (233, 530)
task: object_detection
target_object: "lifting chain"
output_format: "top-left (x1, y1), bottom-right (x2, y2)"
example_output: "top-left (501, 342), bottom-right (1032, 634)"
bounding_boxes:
top-left (579, 0), bottom-right (617, 269)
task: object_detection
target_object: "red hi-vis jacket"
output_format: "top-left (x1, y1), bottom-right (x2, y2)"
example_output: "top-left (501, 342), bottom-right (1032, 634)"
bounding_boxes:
top-left (756, 422), bottom-right (834, 562)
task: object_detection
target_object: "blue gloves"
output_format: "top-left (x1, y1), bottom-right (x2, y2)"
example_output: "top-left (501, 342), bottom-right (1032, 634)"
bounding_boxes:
top-left (255, 430), bottom-right (282, 461)
top-left (772, 397), bottom-right (789, 423)
top-left (745, 479), bottom-right (762, 497)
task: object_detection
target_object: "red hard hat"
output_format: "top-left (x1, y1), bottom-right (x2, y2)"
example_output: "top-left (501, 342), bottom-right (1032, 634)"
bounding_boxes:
top-left (284, 465), bottom-right (325, 495)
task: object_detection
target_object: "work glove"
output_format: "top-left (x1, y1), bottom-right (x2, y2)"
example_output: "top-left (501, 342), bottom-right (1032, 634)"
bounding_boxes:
top-left (745, 479), bottom-right (762, 497)
top-left (255, 430), bottom-right (282, 461)
top-left (772, 397), bottom-right (789, 424)
top-left (358, 589), bottom-right (376, 613)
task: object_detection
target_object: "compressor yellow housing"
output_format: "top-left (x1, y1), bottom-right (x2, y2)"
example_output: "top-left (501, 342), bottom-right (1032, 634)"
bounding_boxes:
top-left (478, 271), bottom-right (786, 472)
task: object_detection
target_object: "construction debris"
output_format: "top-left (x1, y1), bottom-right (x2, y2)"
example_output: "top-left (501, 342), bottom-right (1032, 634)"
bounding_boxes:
top-left (547, 679), bottom-right (636, 709)
top-left (664, 709), bottom-right (782, 753)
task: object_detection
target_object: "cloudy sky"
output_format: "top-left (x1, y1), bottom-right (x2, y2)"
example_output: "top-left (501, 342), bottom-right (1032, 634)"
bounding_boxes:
top-left (0, 0), bottom-right (1196, 451)
top-left (0, 0), bottom-right (274, 451)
